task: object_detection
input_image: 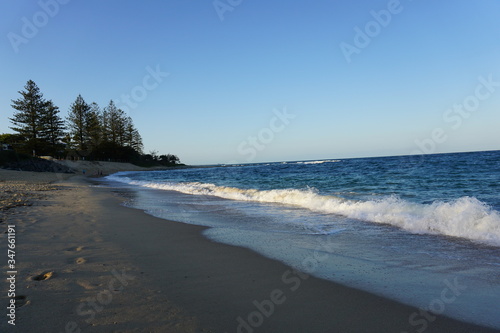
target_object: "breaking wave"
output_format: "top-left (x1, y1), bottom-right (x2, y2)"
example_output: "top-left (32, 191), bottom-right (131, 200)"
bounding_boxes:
top-left (107, 175), bottom-right (500, 246)
top-left (296, 160), bottom-right (341, 165)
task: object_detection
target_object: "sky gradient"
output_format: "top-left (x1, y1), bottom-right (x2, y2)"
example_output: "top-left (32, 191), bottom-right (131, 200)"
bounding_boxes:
top-left (1, 0), bottom-right (499, 165)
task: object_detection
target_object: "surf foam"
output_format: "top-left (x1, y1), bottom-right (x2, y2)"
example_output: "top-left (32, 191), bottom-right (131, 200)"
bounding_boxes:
top-left (107, 175), bottom-right (500, 246)
top-left (297, 160), bottom-right (341, 164)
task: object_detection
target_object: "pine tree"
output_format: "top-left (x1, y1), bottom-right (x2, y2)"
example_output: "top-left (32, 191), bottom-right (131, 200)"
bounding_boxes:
top-left (101, 107), bottom-right (110, 144)
top-left (9, 80), bottom-right (47, 155)
top-left (116, 111), bottom-right (127, 147)
top-left (132, 129), bottom-right (143, 153)
top-left (103, 100), bottom-right (126, 145)
top-left (67, 94), bottom-right (90, 151)
top-left (124, 116), bottom-right (143, 153)
top-left (8, 83), bottom-right (150, 162)
top-left (86, 102), bottom-right (102, 155)
top-left (40, 100), bottom-right (65, 156)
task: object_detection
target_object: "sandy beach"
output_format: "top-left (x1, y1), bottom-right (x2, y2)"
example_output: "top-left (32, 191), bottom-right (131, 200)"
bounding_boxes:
top-left (1, 167), bottom-right (498, 333)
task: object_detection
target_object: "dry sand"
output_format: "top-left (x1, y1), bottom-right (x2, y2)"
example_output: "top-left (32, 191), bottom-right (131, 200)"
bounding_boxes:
top-left (0, 168), bottom-right (498, 332)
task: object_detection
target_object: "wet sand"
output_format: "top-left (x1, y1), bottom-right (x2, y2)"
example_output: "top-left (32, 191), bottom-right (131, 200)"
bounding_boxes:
top-left (0, 169), bottom-right (497, 332)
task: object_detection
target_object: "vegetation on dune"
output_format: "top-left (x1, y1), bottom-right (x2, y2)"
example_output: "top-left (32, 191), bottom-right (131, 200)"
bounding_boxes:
top-left (0, 150), bottom-right (74, 173)
top-left (2, 80), bottom-right (182, 168)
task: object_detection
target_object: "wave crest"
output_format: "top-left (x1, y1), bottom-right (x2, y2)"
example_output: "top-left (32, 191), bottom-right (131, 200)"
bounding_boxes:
top-left (107, 175), bottom-right (500, 246)
top-left (297, 160), bottom-right (341, 165)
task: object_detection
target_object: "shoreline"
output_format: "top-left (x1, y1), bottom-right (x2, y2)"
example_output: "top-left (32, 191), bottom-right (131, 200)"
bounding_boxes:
top-left (1, 170), bottom-right (498, 332)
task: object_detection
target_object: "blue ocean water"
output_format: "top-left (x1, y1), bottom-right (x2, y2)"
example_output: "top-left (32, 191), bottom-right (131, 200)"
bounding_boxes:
top-left (104, 150), bottom-right (500, 329)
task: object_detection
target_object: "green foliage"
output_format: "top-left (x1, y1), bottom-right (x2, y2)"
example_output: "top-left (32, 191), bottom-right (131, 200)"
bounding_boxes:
top-left (0, 150), bottom-right (33, 166)
top-left (0, 133), bottom-right (23, 145)
top-left (159, 154), bottom-right (180, 165)
top-left (41, 100), bottom-right (66, 157)
top-left (66, 99), bottom-right (144, 161)
top-left (6, 80), bottom-right (179, 165)
top-left (9, 80), bottom-right (47, 154)
top-left (9, 80), bottom-right (66, 157)
top-left (0, 150), bottom-right (73, 173)
top-left (86, 102), bottom-right (102, 153)
top-left (67, 94), bottom-right (91, 150)
top-left (131, 153), bottom-right (182, 167)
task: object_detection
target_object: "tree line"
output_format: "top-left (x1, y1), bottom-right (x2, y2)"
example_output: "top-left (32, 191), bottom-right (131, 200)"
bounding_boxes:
top-left (3, 80), bottom-right (180, 165)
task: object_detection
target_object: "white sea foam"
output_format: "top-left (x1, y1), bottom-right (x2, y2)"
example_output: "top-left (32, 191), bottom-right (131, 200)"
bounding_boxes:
top-left (107, 175), bottom-right (500, 246)
top-left (297, 160), bottom-right (341, 165)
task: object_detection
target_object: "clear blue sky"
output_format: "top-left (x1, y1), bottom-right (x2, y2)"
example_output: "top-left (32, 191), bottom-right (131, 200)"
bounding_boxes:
top-left (1, 0), bottom-right (499, 165)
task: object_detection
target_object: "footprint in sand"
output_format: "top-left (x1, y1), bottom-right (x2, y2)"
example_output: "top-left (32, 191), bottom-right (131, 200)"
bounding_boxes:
top-left (66, 246), bottom-right (85, 252)
top-left (14, 295), bottom-right (30, 308)
top-left (33, 271), bottom-right (54, 281)
top-left (75, 257), bottom-right (87, 265)
top-left (65, 257), bottom-right (87, 265)
top-left (76, 280), bottom-right (96, 290)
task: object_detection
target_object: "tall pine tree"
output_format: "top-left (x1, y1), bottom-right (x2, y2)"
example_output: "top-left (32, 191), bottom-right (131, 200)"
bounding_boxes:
top-left (9, 80), bottom-right (47, 155)
top-left (124, 116), bottom-right (143, 153)
top-left (86, 102), bottom-right (102, 155)
top-left (9, 83), bottom-right (148, 161)
top-left (103, 100), bottom-right (125, 145)
top-left (40, 100), bottom-right (65, 156)
top-left (67, 94), bottom-right (90, 151)
top-left (99, 100), bottom-right (143, 160)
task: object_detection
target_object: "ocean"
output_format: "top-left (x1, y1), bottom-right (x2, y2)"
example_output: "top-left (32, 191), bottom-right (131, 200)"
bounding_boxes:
top-left (103, 150), bottom-right (500, 330)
